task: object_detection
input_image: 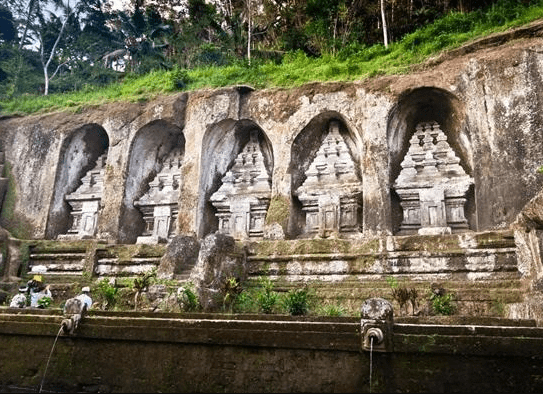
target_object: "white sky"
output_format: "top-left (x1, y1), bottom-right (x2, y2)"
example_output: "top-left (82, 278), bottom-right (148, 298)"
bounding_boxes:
top-left (109, 0), bottom-right (129, 11)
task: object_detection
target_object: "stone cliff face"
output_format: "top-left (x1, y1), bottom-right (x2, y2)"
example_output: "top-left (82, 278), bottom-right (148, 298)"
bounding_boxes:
top-left (2, 22), bottom-right (543, 245)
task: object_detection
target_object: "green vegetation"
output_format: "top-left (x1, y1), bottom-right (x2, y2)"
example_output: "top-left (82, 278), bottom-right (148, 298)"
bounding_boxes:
top-left (386, 276), bottom-right (419, 316)
top-left (132, 267), bottom-right (158, 311)
top-left (316, 302), bottom-right (348, 317)
top-left (37, 296), bottom-right (52, 308)
top-left (221, 276), bottom-right (243, 312)
top-left (1, 0), bottom-right (542, 116)
top-left (429, 290), bottom-right (457, 316)
top-left (177, 282), bottom-right (201, 312)
top-left (281, 286), bottom-right (314, 316)
top-left (94, 278), bottom-right (119, 310)
top-left (255, 277), bottom-right (279, 314)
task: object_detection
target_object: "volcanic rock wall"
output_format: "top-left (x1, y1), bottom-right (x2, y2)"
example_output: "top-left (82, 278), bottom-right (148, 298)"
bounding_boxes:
top-left (1, 26), bottom-right (543, 247)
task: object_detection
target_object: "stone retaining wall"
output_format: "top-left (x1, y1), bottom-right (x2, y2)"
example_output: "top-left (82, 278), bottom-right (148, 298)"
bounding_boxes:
top-left (0, 309), bottom-right (542, 393)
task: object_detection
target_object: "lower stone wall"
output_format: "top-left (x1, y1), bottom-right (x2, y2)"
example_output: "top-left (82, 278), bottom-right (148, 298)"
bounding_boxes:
top-left (1, 309), bottom-right (543, 393)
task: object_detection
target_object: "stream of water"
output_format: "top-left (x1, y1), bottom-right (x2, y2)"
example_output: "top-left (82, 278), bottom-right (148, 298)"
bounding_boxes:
top-left (38, 326), bottom-right (63, 393)
top-left (369, 336), bottom-right (373, 393)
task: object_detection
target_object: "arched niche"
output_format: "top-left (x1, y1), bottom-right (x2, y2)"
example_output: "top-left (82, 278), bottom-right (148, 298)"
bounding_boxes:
top-left (387, 87), bottom-right (475, 235)
top-left (46, 124), bottom-right (109, 239)
top-left (119, 120), bottom-right (185, 244)
top-left (289, 113), bottom-right (362, 239)
top-left (197, 120), bottom-right (274, 239)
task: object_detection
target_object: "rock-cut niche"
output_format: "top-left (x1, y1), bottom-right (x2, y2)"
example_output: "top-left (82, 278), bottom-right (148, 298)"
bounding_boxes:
top-left (47, 124), bottom-right (109, 240)
top-left (388, 87), bottom-right (474, 235)
top-left (119, 120), bottom-right (185, 244)
top-left (290, 116), bottom-right (362, 239)
top-left (198, 121), bottom-right (273, 240)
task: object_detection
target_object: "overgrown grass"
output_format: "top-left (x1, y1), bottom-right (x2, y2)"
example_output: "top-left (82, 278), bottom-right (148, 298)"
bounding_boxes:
top-left (1, 0), bottom-right (542, 116)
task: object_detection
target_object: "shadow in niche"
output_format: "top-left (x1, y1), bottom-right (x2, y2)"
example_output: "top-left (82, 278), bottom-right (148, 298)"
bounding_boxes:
top-left (198, 120), bottom-right (273, 239)
top-left (388, 88), bottom-right (473, 235)
top-left (46, 124), bottom-right (109, 239)
top-left (289, 115), bottom-right (362, 239)
top-left (119, 120), bottom-right (185, 244)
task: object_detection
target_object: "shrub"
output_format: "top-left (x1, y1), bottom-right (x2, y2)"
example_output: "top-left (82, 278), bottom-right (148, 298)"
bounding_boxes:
top-left (95, 278), bottom-right (118, 310)
top-left (282, 286), bottom-right (312, 316)
top-left (177, 282), bottom-right (200, 312)
top-left (255, 277), bottom-right (278, 314)
top-left (37, 296), bottom-right (52, 308)
top-left (429, 290), bottom-right (456, 316)
top-left (318, 303), bottom-right (347, 317)
top-left (222, 277), bottom-right (243, 312)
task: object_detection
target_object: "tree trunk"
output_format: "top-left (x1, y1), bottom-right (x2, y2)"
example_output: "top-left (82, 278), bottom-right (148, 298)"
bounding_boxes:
top-left (247, 0), bottom-right (252, 65)
top-left (380, 0), bottom-right (388, 48)
top-left (18, 0), bottom-right (37, 50)
top-left (41, 4), bottom-right (73, 95)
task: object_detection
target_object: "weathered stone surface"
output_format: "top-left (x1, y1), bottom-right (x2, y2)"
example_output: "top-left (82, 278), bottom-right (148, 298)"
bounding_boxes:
top-left (2, 25), bottom-right (543, 244)
top-left (157, 234), bottom-right (200, 279)
top-left (189, 232), bottom-right (246, 311)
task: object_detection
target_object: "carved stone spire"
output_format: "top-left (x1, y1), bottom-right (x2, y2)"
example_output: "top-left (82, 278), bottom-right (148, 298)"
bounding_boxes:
top-left (60, 152), bottom-right (107, 239)
top-left (210, 130), bottom-right (272, 240)
top-left (393, 121), bottom-right (474, 235)
top-left (295, 120), bottom-right (363, 238)
top-left (134, 148), bottom-right (183, 243)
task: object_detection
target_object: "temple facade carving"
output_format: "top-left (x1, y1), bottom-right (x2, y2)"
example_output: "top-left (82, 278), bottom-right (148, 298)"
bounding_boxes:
top-left (59, 152), bottom-right (107, 239)
top-left (294, 120), bottom-right (363, 238)
top-left (393, 121), bottom-right (474, 235)
top-left (210, 130), bottom-right (271, 240)
top-left (134, 148), bottom-right (183, 244)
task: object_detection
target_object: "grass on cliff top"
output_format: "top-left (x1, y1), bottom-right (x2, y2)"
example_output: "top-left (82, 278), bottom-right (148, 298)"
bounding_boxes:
top-left (2, 0), bottom-right (543, 116)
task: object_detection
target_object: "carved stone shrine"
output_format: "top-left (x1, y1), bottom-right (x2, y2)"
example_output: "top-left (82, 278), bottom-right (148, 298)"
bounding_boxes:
top-left (294, 120), bottom-right (363, 238)
top-left (210, 131), bottom-right (271, 240)
top-left (393, 121), bottom-right (474, 235)
top-left (60, 152), bottom-right (107, 239)
top-left (134, 149), bottom-right (182, 244)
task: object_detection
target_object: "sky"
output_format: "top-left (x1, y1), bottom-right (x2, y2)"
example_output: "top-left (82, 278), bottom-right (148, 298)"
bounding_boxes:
top-left (109, 0), bottom-right (129, 11)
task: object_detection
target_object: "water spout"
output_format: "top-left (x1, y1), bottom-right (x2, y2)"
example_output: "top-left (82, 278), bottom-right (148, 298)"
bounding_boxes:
top-left (360, 297), bottom-right (394, 353)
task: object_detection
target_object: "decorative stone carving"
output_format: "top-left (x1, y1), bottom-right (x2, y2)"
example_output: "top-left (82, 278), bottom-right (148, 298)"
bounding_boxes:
top-left (59, 152), bottom-right (107, 239)
top-left (210, 131), bottom-right (271, 240)
top-left (134, 148), bottom-right (182, 244)
top-left (393, 121), bottom-right (474, 235)
top-left (294, 120), bottom-right (363, 238)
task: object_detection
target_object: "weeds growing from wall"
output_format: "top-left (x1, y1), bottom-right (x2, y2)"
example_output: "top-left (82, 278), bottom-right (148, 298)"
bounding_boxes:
top-left (386, 276), bottom-right (419, 316)
top-left (429, 288), bottom-right (456, 316)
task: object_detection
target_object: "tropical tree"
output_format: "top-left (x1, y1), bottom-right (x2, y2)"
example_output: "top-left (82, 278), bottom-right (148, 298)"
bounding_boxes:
top-left (0, 5), bottom-right (17, 43)
top-left (36, 1), bottom-right (79, 94)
